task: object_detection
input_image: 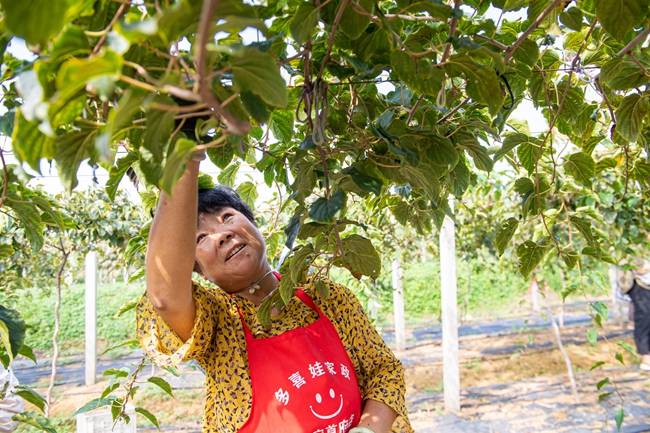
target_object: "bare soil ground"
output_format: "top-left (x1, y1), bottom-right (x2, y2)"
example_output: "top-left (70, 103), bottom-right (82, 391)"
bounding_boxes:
top-left (17, 321), bottom-right (650, 433)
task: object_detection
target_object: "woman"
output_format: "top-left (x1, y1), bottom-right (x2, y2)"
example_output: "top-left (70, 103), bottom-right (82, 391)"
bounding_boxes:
top-left (135, 155), bottom-right (413, 433)
top-left (619, 258), bottom-right (650, 371)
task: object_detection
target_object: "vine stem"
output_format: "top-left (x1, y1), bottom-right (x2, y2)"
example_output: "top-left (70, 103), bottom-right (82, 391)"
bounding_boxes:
top-left (616, 26), bottom-right (650, 57)
top-left (408, 0), bottom-right (461, 125)
top-left (92, 3), bottom-right (128, 54)
top-left (318, 0), bottom-right (349, 79)
top-left (533, 18), bottom-right (597, 252)
top-left (195, 0), bottom-right (251, 136)
top-left (504, 0), bottom-right (566, 63)
top-left (436, 97), bottom-right (470, 125)
top-left (543, 284), bottom-right (580, 403)
top-left (115, 357), bottom-right (147, 422)
top-left (266, 181), bottom-right (284, 239)
top-left (0, 148), bottom-right (8, 209)
top-left (45, 240), bottom-right (70, 418)
top-left (317, 145), bottom-right (345, 257)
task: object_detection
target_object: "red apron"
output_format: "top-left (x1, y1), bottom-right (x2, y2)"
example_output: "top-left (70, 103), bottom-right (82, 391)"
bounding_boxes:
top-left (236, 288), bottom-right (362, 433)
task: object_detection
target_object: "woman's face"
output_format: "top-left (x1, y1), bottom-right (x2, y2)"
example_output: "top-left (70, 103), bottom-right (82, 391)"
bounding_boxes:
top-left (195, 207), bottom-right (267, 292)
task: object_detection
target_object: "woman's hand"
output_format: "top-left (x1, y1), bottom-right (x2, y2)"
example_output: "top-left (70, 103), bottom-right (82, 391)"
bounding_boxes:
top-left (356, 399), bottom-right (397, 433)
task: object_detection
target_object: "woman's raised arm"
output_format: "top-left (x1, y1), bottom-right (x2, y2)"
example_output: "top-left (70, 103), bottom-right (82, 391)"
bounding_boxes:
top-left (145, 161), bottom-right (200, 341)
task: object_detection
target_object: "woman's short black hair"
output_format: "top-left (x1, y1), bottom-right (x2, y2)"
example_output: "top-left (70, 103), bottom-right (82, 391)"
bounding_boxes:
top-left (197, 186), bottom-right (255, 224)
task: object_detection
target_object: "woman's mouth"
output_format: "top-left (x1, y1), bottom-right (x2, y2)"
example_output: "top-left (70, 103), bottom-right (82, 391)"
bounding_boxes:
top-left (226, 245), bottom-right (246, 261)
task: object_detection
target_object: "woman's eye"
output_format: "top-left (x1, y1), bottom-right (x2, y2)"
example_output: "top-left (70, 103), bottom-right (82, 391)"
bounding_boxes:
top-left (197, 234), bottom-right (207, 243)
top-left (223, 213), bottom-right (232, 222)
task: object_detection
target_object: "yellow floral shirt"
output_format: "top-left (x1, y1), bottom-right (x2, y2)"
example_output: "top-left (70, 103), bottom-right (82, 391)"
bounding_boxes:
top-left (135, 277), bottom-right (413, 433)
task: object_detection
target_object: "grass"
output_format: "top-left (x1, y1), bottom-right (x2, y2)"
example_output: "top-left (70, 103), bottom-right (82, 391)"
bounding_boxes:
top-left (8, 281), bottom-right (145, 357)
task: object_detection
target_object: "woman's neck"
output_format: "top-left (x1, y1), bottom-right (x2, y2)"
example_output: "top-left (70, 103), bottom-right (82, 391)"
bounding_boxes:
top-left (235, 266), bottom-right (279, 306)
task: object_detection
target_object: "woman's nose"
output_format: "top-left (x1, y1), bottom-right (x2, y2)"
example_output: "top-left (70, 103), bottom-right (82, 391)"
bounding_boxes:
top-left (214, 232), bottom-right (232, 246)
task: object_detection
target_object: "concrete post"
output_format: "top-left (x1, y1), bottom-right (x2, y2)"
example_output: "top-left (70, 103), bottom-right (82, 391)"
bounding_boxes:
top-left (392, 258), bottom-right (406, 351)
top-left (85, 251), bottom-right (97, 386)
top-left (440, 205), bottom-right (460, 412)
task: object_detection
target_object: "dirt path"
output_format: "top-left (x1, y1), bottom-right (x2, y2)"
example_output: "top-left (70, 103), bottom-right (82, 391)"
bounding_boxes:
top-left (15, 314), bottom-right (650, 432)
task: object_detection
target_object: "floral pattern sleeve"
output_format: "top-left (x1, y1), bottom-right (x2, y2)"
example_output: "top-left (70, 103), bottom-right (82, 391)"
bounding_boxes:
top-left (135, 282), bottom-right (220, 367)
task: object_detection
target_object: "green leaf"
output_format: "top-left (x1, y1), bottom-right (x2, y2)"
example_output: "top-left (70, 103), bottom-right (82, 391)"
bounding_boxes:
top-left (390, 50), bottom-right (445, 98)
top-left (448, 160), bottom-right (470, 198)
top-left (51, 26), bottom-right (91, 66)
top-left (423, 134), bottom-right (459, 170)
top-left (54, 128), bottom-right (99, 192)
top-left (560, 248), bottom-right (579, 270)
top-left (494, 133), bottom-right (529, 162)
top-left (12, 412), bottom-right (57, 433)
top-left (18, 344), bottom-right (36, 365)
top-left (135, 407), bottom-right (160, 429)
top-left (289, 244), bottom-right (314, 290)
top-left (590, 361), bottom-right (606, 371)
top-left (615, 408), bottom-right (625, 431)
top-left (616, 93), bottom-right (650, 142)
top-left (73, 397), bottom-right (114, 416)
top-left (12, 111), bottom-right (56, 173)
top-left (559, 7), bottom-right (583, 31)
top-left (350, 23), bottom-right (390, 62)
top-left (14, 386), bottom-right (47, 413)
top-left (496, 217), bottom-right (518, 256)
top-left (569, 215), bottom-right (597, 249)
top-left (218, 161), bottom-right (241, 187)
top-left (455, 133), bottom-right (494, 172)
top-left (444, 55), bottom-right (504, 115)
top-left (0, 0), bottom-right (71, 45)
top-left (147, 377), bottom-right (174, 398)
top-left (240, 90), bottom-right (270, 124)
top-left (0, 306), bottom-right (26, 365)
top-left (114, 298), bottom-right (139, 318)
top-left (102, 339), bottom-right (139, 355)
top-left (106, 152), bottom-right (138, 201)
top-left (236, 181), bottom-right (258, 210)
top-left (339, 0), bottom-right (372, 40)
top-left (617, 341), bottom-right (639, 362)
top-left (290, 2), bottom-right (319, 46)
top-left (270, 110), bottom-right (294, 144)
top-left (596, 377), bottom-right (610, 390)
top-left (564, 152), bottom-right (595, 188)
top-left (159, 138), bottom-right (196, 195)
top-left (206, 142), bottom-right (234, 170)
top-left (56, 49), bottom-right (123, 102)
top-left (344, 166), bottom-right (382, 196)
top-left (595, 0), bottom-right (649, 40)
top-left (598, 392), bottom-right (613, 402)
top-left (591, 301), bottom-right (609, 322)
top-left (512, 38), bottom-right (539, 67)
top-left (308, 189), bottom-right (346, 223)
top-left (615, 351), bottom-right (625, 365)
top-left (517, 141), bottom-right (541, 175)
top-left (338, 234), bottom-right (381, 279)
top-left (5, 195), bottom-right (44, 252)
top-left (0, 244), bottom-right (14, 259)
top-left (231, 48), bottom-right (288, 107)
top-left (600, 57), bottom-right (650, 90)
top-left (587, 328), bottom-right (599, 346)
top-left (144, 96), bottom-right (177, 163)
top-left (516, 237), bottom-right (551, 278)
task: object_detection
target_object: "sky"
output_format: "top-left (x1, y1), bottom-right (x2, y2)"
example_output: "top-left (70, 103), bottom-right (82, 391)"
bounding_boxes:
top-left (1, 4), bottom-right (556, 199)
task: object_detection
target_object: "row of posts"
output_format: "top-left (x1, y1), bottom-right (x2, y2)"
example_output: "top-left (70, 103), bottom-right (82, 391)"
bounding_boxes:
top-left (391, 210), bottom-right (460, 412)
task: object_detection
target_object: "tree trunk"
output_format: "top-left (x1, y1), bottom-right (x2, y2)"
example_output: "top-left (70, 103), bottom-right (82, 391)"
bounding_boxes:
top-left (46, 245), bottom-right (69, 417)
top-left (544, 293), bottom-right (580, 403)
